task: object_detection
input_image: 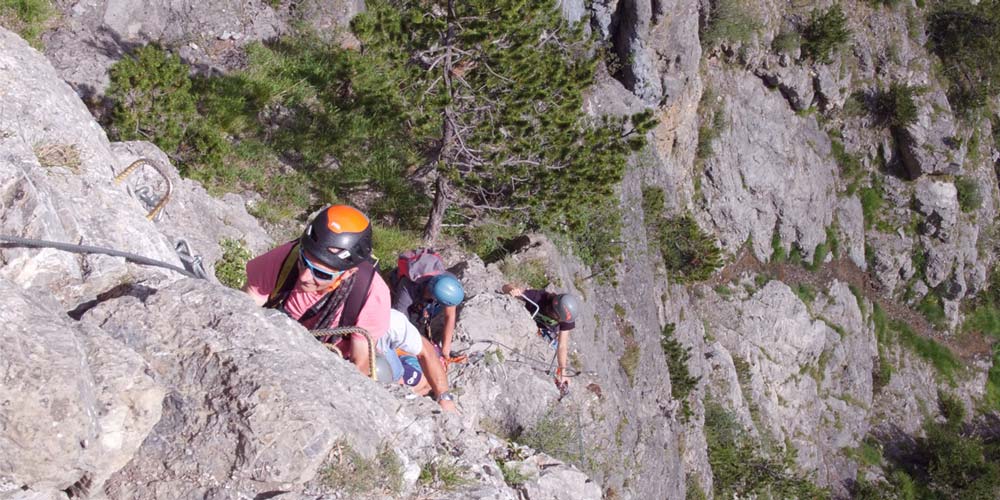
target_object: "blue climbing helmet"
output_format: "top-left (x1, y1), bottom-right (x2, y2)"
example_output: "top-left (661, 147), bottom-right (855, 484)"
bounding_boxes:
top-left (427, 273), bottom-right (464, 306)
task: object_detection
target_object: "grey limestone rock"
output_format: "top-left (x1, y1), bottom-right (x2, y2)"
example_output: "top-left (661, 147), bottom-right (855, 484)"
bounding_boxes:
top-left (0, 278), bottom-right (98, 491)
top-left (44, 0), bottom-right (361, 98)
top-left (814, 61), bottom-right (850, 110)
top-left (0, 28), bottom-right (184, 306)
top-left (83, 279), bottom-right (436, 496)
top-left (895, 89), bottom-right (966, 179)
top-left (755, 62), bottom-right (816, 111)
top-left (696, 280), bottom-right (874, 494)
top-left (914, 178), bottom-right (959, 240)
top-left (837, 196), bottom-right (868, 270)
top-left (867, 232), bottom-right (916, 293)
top-left (109, 141), bottom-right (274, 280)
top-left (701, 68), bottom-right (838, 261)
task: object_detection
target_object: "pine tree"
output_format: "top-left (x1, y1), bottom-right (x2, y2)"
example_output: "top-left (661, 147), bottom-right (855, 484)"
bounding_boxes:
top-left (353, 0), bottom-right (654, 265)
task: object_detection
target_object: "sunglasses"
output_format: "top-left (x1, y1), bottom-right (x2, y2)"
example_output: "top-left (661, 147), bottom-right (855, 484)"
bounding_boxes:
top-left (298, 249), bottom-right (342, 282)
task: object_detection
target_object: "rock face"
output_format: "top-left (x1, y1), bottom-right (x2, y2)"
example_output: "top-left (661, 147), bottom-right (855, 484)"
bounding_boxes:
top-left (43, 0), bottom-right (361, 98)
top-left (0, 277), bottom-right (163, 497)
top-left (0, 28), bottom-right (182, 305)
top-left (697, 281), bottom-right (875, 488)
top-left (701, 67), bottom-right (839, 261)
top-left (895, 89), bottom-right (965, 179)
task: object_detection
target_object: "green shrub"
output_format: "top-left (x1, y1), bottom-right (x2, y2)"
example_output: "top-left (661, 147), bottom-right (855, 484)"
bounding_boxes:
top-left (498, 461), bottom-right (531, 486)
top-left (985, 346), bottom-right (1000, 410)
top-left (927, 0), bottom-right (1000, 113)
top-left (705, 401), bottom-right (829, 498)
top-left (107, 45), bottom-right (198, 154)
top-left (859, 176), bottom-right (886, 231)
top-left (0, 0), bottom-right (54, 48)
top-left (700, 0), bottom-right (759, 48)
top-left (956, 177), bottom-right (983, 212)
top-left (917, 293), bottom-right (947, 330)
top-left (873, 83), bottom-right (921, 129)
top-left (772, 30), bottom-right (802, 55)
top-left (371, 225), bottom-right (423, 281)
top-left (661, 323), bottom-right (700, 419)
top-left (802, 5), bottom-right (851, 63)
top-left (923, 420), bottom-right (1000, 498)
top-left (653, 214), bottom-right (722, 283)
top-left (323, 441), bottom-right (403, 495)
top-left (215, 239), bottom-right (252, 289)
top-left (514, 410), bottom-right (582, 464)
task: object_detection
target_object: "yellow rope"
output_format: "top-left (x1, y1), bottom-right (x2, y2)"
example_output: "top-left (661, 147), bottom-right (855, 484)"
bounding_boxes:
top-left (114, 158), bottom-right (172, 220)
top-left (311, 326), bottom-right (376, 380)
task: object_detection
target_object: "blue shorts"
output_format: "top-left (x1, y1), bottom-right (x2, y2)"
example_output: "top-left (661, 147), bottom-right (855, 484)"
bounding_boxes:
top-left (384, 348), bottom-right (424, 387)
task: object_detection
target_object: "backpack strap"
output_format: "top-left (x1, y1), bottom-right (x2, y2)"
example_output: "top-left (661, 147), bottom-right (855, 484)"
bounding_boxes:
top-left (264, 241), bottom-right (300, 310)
top-left (338, 260), bottom-right (376, 328)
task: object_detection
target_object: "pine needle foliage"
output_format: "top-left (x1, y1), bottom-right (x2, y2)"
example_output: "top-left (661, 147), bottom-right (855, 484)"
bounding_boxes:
top-left (107, 45), bottom-right (197, 154)
top-left (802, 5), bottom-right (851, 64)
top-left (705, 401), bottom-right (829, 498)
top-left (642, 186), bottom-right (721, 282)
top-left (927, 0), bottom-right (1000, 113)
top-left (353, 0), bottom-right (655, 269)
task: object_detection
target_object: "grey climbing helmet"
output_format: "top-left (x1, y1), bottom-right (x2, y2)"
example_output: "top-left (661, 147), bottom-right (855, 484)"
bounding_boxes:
top-left (553, 294), bottom-right (581, 323)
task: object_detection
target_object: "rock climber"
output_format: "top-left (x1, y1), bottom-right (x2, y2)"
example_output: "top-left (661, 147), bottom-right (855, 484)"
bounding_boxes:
top-left (501, 284), bottom-right (581, 391)
top-left (375, 309), bottom-right (458, 412)
top-left (391, 249), bottom-right (465, 361)
top-left (243, 205), bottom-right (390, 376)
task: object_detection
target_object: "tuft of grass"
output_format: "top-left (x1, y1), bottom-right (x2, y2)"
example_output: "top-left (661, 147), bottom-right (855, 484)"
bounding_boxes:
top-left (33, 143), bottom-right (81, 172)
top-left (917, 293), bottom-right (948, 331)
top-left (772, 30), bottom-right (802, 55)
top-left (215, 239), bottom-right (252, 289)
top-left (498, 460), bottom-right (531, 486)
top-left (859, 176), bottom-right (886, 231)
top-left (323, 441), bottom-right (403, 496)
top-left (802, 5), bottom-right (851, 64)
top-left (700, 0), bottom-right (759, 48)
top-left (619, 342), bottom-right (641, 386)
top-left (419, 458), bottom-right (472, 491)
top-left (830, 137), bottom-right (863, 194)
top-left (894, 319), bottom-right (961, 382)
top-left (771, 230), bottom-right (786, 263)
top-left (794, 283), bottom-right (817, 305)
top-left (499, 257), bottom-right (550, 290)
top-left (371, 225), bottom-right (423, 270)
top-left (514, 410), bottom-right (582, 464)
top-left (0, 0), bottom-right (55, 48)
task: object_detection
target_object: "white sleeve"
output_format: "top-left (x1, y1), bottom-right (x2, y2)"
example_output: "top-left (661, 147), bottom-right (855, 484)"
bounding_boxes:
top-left (389, 309), bottom-right (424, 355)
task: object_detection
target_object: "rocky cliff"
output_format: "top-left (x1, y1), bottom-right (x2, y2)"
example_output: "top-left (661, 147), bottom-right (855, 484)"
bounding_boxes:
top-left (3, 0), bottom-right (1000, 498)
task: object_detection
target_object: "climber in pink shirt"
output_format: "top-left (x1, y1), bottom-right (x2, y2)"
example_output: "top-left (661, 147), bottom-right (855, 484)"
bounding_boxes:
top-left (244, 205), bottom-right (390, 376)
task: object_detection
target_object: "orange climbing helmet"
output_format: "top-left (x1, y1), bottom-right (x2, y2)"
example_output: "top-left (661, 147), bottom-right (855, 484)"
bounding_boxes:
top-left (300, 205), bottom-right (373, 271)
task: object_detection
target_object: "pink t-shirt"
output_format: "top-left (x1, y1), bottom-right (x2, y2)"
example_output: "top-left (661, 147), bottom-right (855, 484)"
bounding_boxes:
top-left (245, 241), bottom-right (390, 354)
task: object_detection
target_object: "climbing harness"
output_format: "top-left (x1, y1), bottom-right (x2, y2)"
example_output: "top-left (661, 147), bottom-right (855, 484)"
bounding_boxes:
top-left (0, 235), bottom-right (203, 279)
top-left (114, 158), bottom-right (172, 221)
top-left (311, 326), bottom-right (378, 380)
